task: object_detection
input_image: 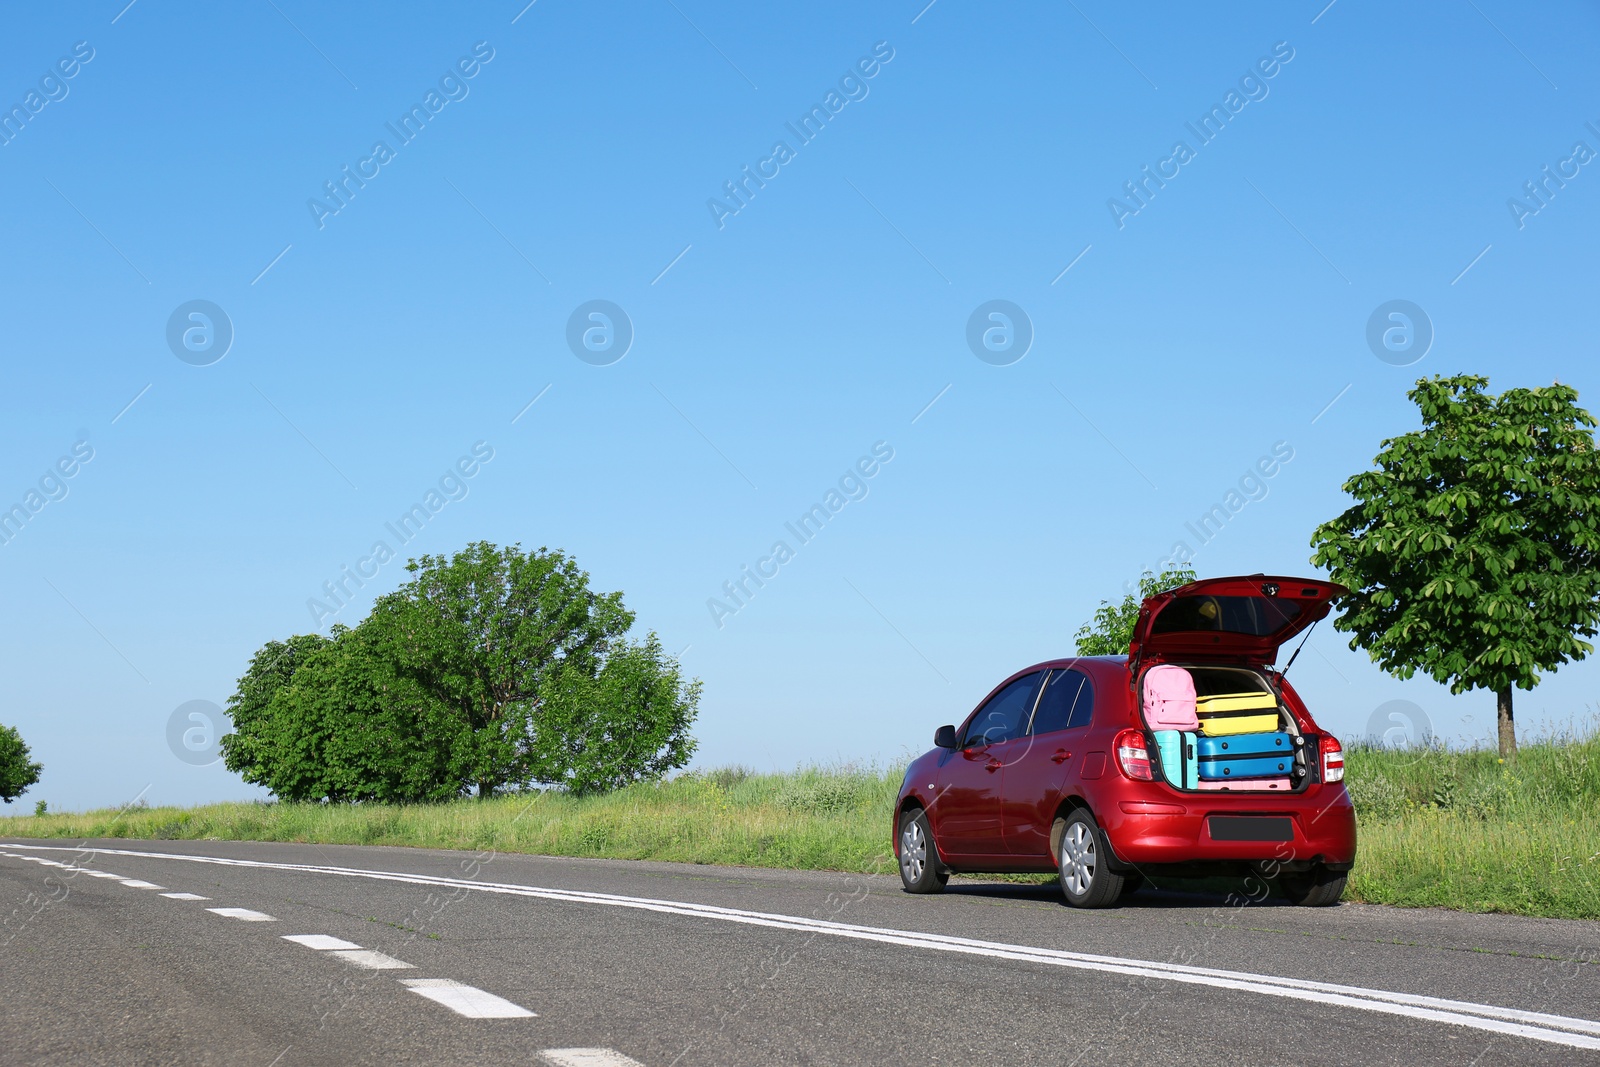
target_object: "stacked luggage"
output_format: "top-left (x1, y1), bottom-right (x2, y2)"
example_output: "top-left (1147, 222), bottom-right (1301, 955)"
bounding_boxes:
top-left (1143, 665), bottom-right (1298, 791)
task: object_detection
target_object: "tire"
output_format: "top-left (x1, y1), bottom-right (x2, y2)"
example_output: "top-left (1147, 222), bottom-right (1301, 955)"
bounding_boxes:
top-left (1280, 865), bottom-right (1348, 907)
top-left (897, 808), bottom-right (948, 894)
top-left (1057, 808), bottom-right (1129, 908)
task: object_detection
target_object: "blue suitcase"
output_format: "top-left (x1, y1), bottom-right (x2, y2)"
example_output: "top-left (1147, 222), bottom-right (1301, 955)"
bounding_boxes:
top-left (1198, 731), bottom-right (1293, 780)
top-left (1154, 730), bottom-right (1198, 789)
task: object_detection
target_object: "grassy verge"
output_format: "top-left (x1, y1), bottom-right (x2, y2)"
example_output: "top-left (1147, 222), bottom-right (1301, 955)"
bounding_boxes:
top-left (3, 766), bottom-right (905, 874)
top-left (1342, 732), bottom-right (1600, 919)
top-left (5, 738), bottom-right (1598, 920)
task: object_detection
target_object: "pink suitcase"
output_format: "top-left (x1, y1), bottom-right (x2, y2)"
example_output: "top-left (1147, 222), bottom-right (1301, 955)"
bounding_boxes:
top-left (1197, 778), bottom-right (1293, 791)
top-left (1142, 665), bottom-right (1198, 730)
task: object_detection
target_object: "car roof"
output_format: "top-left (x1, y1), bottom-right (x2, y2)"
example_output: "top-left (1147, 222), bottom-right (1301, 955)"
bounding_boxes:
top-left (999, 656), bottom-right (1128, 683)
top-left (1035, 654), bottom-right (1127, 668)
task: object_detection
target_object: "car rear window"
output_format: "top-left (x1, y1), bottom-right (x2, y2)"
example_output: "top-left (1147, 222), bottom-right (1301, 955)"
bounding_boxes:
top-left (1150, 595), bottom-right (1302, 637)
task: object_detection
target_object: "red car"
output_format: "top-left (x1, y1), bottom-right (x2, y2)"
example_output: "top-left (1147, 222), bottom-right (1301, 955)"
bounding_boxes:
top-left (894, 575), bottom-right (1356, 907)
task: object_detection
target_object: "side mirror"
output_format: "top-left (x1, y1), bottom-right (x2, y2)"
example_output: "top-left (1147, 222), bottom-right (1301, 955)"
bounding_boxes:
top-left (934, 724), bottom-right (958, 750)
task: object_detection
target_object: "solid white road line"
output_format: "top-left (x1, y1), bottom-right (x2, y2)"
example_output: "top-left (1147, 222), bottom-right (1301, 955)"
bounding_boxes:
top-left (160, 892), bottom-right (210, 900)
top-left (118, 879), bottom-right (164, 889)
top-left (329, 949), bottom-right (413, 970)
top-left (206, 907), bottom-right (277, 922)
top-left (282, 934), bottom-right (361, 951)
top-left (399, 979), bottom-right (536, 1019)
top-left (10, 845), bottom-right (1599, 1051)
top-left (541, 1050), bottom-right (647, 1067)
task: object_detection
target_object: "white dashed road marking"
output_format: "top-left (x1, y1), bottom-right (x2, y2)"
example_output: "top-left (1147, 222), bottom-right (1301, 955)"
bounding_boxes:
top-left (118, 879), bottom-right (165, 889)
top-left (0, 854), bottom-right (125, 880)
top-left (329, 949), bottom-right (413, 970)
top-left (282, 934), bottom-right (361, 951)
top-left (541, 1050), bottom-right (647, 1067)
top-left (399, 979), bottom-right (536, 1019)
top-left (206, 907), bottom-right (277, 922)
top-left (161, 892), bottom-right (210, 900)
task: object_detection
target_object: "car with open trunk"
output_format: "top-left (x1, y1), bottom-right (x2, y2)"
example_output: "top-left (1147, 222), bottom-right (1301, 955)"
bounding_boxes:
top-left (893, 575), bottom-right (1356, 907)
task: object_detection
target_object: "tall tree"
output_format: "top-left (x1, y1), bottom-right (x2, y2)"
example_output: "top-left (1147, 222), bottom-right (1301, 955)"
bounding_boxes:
top-left (367, 542), bottom-right (635, 798)
top-left (0, 723), bottom-right (42, 803)
top-left (1074, 568), bottom-right (1198, 656)
top-left (1310, 375), bottom-right (1600, 756)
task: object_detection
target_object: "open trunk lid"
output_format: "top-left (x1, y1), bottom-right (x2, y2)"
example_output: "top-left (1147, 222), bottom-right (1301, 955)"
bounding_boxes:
top-left (1128, 575), bottom-right (1345, 669)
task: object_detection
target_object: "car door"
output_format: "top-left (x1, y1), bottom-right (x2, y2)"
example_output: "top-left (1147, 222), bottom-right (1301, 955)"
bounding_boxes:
top-left (932, 672), bottom-right (1043, 859)
top-left (1002, 667), bottom-right (1096, 860)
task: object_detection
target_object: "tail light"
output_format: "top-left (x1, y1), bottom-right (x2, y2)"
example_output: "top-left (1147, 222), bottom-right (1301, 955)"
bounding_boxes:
top-left (1320, 735), bottom-right (1345, 783)
top-left (1115, 729), bottom-right (1154, 781)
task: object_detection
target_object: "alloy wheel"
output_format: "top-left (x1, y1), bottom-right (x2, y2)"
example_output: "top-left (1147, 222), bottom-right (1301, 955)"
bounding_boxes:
top-left (1060, 821), bottom-right (1096, 896)
top-left (900, 819), bottom-right (927, 883)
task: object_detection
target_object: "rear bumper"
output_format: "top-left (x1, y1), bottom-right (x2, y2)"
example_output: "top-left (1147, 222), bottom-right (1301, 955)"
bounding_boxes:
top-left (1100, 786), bottom-right (1357, 869)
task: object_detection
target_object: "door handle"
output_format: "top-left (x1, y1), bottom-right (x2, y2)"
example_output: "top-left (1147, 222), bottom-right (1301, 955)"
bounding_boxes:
top-left (984, 759), bottom-right (1003, 772)
top-left (1052, 750), bottom-right (1073, 763)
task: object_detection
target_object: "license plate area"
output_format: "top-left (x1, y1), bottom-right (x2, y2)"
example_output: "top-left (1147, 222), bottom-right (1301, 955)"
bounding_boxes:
top-left (1208, 815), bottom-right (1293, 842)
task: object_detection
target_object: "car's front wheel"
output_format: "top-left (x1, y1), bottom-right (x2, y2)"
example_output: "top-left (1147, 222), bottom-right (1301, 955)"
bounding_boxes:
top-left (897, 808), bottom-right (948, 894)
top-left (1057, 808), bottom-right (1130, 908)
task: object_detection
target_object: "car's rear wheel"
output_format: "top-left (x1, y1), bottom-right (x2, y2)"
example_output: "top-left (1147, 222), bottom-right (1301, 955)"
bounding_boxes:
top-left (897, 808), bottom-right (948, 894)
top-left (1280, 865), bottom-right (1348, 906)
top-left (1057, 809), bottom-right (1129, 908)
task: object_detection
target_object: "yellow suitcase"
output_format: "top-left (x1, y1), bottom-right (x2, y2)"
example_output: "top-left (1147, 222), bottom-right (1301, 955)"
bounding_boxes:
top-left (1196, 691), bottom-right (1279, 735)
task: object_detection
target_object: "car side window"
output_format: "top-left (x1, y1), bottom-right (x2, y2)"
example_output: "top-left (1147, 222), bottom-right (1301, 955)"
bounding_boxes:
top-left (1030, 669), bottom-right (1094, 735)
top-left (962, 673), bottom-right (1043, 748)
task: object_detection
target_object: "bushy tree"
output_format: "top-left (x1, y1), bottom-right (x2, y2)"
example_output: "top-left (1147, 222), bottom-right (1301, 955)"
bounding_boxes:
top-left (221, 542), bottom-right (701, 801)
top-left (0, 723), bottom-right (42, 803)
top-left (1310, 375), bottom-right (1600, 757)
top-left (1074, 568), bottom-right (1198, 656)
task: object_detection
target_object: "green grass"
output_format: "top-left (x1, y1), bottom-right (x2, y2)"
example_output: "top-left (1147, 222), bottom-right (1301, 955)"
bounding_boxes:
top-left (5, 736), bottom-right (1598, 920)
top-left (1343, 730), bottom-right (1600, 919)
top-left (0, 764), bottom-right (906, 874)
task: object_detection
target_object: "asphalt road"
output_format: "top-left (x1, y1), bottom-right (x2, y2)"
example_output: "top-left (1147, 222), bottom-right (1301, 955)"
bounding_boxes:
top-left (2, 839), bottom-right (1597, 1066)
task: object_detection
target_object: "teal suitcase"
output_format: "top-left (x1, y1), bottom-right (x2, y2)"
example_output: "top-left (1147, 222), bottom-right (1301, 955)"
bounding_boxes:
top-left (1197, 731), bottom-right (1294, 780)
top-left (1154, 730), bottom-right (1198, 789)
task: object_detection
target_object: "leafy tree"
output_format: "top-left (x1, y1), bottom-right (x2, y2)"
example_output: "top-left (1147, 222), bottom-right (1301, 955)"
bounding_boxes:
top-left (532, 633), bottom-right (701, 795)
top-left (368, 542), bottom-right (637, 798)
top-left (222, 542), bottom-right (701, 802)
top-left (1074, 568), bottom-right (1198, 656)
top-left (1310, 375), bottom-right (1600, 757)
top-left (0, 723), bottom-right (42, 803)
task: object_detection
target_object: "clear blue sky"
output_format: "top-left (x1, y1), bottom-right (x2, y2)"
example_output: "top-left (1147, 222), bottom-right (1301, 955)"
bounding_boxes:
top-left (3, 1), bottom-right (1597, 810)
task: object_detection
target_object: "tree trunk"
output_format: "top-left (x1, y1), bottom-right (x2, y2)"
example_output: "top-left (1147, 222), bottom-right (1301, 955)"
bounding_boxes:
top-left (478, 780), bottom-right (495, 800)
top-left (1496, 685), bottom-right (1517, 759)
